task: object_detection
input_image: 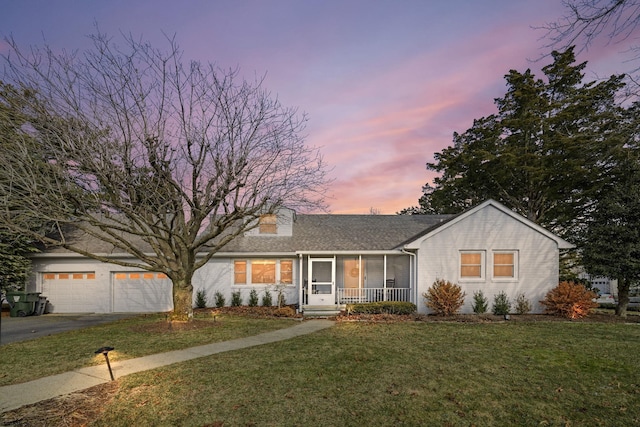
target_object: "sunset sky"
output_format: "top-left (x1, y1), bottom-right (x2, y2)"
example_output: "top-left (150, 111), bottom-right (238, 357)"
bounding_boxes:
top-left (1, 1), bottom-right (633, 213)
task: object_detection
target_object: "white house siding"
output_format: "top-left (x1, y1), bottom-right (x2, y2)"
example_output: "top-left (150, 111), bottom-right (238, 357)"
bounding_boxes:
top-left (193, 257), bottom-right (299, 307)
top-left (416, 205), bottom-right (559, 314)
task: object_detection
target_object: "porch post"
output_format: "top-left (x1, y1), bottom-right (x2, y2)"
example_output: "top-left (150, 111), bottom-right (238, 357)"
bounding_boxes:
top-left (298, 254), bottom-right (303, 309)
top-left (383, 255), bottom-right (387, 301)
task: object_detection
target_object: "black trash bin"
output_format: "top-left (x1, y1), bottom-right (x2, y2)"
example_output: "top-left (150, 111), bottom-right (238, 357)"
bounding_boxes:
top-left (6, 292), bottom-right (40, 317)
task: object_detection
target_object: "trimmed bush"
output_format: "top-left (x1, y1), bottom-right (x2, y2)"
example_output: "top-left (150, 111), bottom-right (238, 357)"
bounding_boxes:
top-left (261, 290), bottom-right (273, 307)
top-left (231, 291), bottom-right (243, 307)
top-left (540, 281), bottom-right (598, 319)
top-left (514, 293), bottom-right (532, 315)
top-left (248, 289), bottom-right (259, 307)
top-left (423, 279), bottom-right (466, 316)
top-left (347, 301), bottom-right (417, 315)
top-left (195, 288), bottom-right (208, 308)
top-left (214, 291), bottom-right (226, 308)
top-left (472, 290), bottom-right (489, 314)
top-left (492, 291), bottom-right (511, 315)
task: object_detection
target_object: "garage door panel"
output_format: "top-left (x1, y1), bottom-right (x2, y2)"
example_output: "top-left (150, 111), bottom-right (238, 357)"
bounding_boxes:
top-left (42, 272), bottom-right (107, 313)
top-left (113, 272), bottom-right (173, 313)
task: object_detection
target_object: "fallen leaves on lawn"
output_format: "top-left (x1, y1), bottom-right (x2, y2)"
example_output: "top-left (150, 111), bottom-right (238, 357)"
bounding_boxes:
top-left (1, 381), bottom-right (118, 427)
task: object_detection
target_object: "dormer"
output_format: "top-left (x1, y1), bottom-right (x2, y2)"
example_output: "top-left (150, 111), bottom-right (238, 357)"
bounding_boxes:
top-left (245, 207), bottom-right (295, 237)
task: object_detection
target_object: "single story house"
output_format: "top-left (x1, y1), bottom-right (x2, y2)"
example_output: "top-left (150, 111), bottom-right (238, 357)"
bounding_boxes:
top-left (26, 199), bottom-right (573, 315)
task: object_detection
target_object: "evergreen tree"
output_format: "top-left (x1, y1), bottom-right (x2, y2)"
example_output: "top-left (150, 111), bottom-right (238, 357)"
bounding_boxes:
top-left (582, 143), bottom-right (640, 317)
top-left (415, 48), bottom-right (626, 239)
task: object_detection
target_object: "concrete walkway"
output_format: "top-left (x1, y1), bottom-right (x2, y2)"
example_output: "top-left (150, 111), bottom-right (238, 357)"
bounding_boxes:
top-left (0, 319), bottom-right (334, 413)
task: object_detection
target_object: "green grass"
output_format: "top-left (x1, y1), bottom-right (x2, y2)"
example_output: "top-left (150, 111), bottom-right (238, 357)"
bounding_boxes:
top-left (89, 321), bottom-right (640, 426)
top-left (0, 313), bottom-right (296, 386)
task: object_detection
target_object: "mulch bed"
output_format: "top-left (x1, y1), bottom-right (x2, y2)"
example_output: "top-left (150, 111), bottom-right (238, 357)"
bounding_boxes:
top-left (195, 305), bottom-right (303, 319)
top-left (335, 311), bottom-right (640, 323)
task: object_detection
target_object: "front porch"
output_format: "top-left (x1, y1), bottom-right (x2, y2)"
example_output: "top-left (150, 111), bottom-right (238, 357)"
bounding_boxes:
top-left (298, 252), bottom-right (415, 314)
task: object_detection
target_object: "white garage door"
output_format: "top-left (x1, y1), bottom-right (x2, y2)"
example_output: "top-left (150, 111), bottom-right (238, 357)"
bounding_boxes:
top-left (42, 272), bottom-right (108, 313)
top-left (112, 272), bottom-right (173, 313)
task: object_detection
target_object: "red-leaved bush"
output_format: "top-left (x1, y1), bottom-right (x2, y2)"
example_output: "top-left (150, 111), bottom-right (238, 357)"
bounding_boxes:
top-left (423, 279), bottom-right (466, 316)
top-left (540, 281), bottom-right (598, 319)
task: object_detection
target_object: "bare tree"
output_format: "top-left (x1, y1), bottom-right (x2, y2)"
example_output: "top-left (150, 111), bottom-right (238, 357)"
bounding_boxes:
top-left (0, 33), bottom-right (328, 321)
top-left (541, 0), bottom-right (640, 90)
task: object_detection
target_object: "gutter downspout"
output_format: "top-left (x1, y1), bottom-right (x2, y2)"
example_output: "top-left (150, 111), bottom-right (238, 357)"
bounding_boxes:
top-left (402, 249), bottom-right (417, 306)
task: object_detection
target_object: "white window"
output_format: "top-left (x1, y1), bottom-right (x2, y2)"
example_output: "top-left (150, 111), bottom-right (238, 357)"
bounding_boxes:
top-left (460, 251), bottom-right (485, 280)
top-left (493, 251), bottom-right (518, 279)
top-left (233, 259), bottom-right (293, 285)
top-left (259, 214), bottom-right (277, 234)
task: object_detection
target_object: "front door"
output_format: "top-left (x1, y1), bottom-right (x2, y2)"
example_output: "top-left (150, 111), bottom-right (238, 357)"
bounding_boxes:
top-left (307, 257), bottom-right (335, 305)
top-left (343, 258), bottom-right (365, 300)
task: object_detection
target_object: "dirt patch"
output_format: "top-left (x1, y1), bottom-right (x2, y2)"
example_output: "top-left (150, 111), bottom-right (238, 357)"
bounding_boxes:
top-left (1, 381), bottom-right (118, 427)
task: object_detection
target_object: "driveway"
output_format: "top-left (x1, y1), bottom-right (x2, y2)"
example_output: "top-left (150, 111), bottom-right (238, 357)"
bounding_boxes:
top-left (0, 313), bottom-right (138, 345)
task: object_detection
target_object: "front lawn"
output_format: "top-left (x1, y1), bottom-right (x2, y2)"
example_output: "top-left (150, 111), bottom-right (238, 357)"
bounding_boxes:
top-left (0, 312), bottom-right (296, 386)
top-left (2, 317), bottom-right (640, 426)
top-left (95, 321), bottom-right (640, 426)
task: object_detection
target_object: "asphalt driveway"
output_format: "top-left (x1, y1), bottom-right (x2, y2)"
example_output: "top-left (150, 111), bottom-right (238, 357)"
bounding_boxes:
top-left (0, 313), bottom-right (138, 345)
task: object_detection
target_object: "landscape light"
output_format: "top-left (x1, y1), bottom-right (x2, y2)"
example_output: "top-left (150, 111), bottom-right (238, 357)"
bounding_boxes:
top-left (95, 346), bottom-right (115, 381)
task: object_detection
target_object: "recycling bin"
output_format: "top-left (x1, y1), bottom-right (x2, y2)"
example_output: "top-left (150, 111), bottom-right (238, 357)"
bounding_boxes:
top-left (35, 296), bottom-right (48, 315)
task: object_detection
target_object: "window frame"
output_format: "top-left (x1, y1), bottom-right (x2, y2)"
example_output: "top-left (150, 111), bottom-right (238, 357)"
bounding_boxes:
top-left (234, 260), bottom-right (247, 284)
top-left (250, 259), bottom-right (277, 284)
top-left (459, 251), bottom-right (485, 281)
top-left (233, 259), bottom-right (294, 286)
top-left (492, 250), bottom-right (518, 280)
top-left (259, 214), bottom-right (278, 234)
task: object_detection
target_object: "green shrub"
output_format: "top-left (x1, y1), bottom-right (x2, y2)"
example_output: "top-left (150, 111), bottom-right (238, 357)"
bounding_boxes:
top-left (248, 289), bottom-right (259, 307)
top-left (422, 279), bottom-right (465, 316)
top-left (214, 291), bottom-right (226, 308)
top-left (514, 293), bottom-right (532, 315)
top-left (261, 290), bottom-right (273, 307)
top-left (194, 288), bottom-right (208, 309)
top-left (347, 301), bottom-right (417, 315)
top-left (231, 291), bottom-right (243, 307)
top-left (492, 291), bottom-right (511, 315)
top-left (472, 290), bottom-right (488, 314)
top-left (540, 281), bottom-right (598, 319)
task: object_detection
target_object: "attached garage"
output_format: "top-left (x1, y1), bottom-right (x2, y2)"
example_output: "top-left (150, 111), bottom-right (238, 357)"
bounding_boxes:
top-left (112, 271), bottom-right (173, 313)
top-left (42, 272), bottom-right (110, 313)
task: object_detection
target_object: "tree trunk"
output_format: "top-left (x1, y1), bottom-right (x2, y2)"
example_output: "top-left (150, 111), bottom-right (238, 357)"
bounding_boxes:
top-left (615, 277), bottom-right (630, 317)
top-left (171, 279), bottom-right (194, 322)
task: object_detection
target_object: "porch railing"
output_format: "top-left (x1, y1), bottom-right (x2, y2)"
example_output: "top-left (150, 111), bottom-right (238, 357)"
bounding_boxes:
top-left (337, 288), bottom-right (411, 304)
